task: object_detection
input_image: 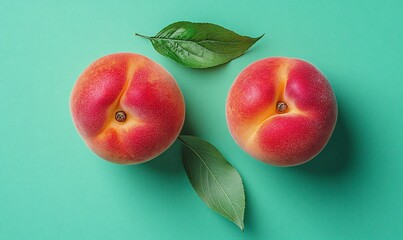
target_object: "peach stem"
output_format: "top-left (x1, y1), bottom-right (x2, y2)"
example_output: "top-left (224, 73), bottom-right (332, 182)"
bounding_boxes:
top-left (115, 111), bottom-right (127, 122)
top-left (276, 102), bottom-right (288, 113)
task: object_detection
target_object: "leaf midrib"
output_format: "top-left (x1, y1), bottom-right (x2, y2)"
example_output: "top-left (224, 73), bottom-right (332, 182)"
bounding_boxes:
top-left (151, 36), bottom-right (250, 45)
top-left (179, 137), bottom-right (241, 226)
top-left (152, 38), bottom-right (248, 59)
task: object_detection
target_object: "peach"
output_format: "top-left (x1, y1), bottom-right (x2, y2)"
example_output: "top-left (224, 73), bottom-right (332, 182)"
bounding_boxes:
top-left (70, 53), bottom-right (185, 164)
top-left (226, 57), bottom-right (337, 166)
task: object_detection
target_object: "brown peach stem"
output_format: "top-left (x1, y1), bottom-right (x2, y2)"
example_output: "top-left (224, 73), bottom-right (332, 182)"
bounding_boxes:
top-left (115, 111), bottom-right (127, 122)
top-left (276, 101), bottom-right (288, 113)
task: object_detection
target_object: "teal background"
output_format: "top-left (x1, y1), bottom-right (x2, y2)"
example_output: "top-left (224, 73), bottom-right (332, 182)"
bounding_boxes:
top-left (1, 0), bottom-right (402, 239)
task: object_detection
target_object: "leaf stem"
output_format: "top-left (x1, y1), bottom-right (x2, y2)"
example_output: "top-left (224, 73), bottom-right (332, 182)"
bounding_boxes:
top-left (134, 33), bottom-right (151, 39)
top-left (177, 135), bottom-right (185, 143)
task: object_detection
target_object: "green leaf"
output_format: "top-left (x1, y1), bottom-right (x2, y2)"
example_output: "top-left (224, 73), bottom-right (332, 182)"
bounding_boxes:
top-left (178, 135), bottom-right (245, 230)
top-left (135, 21), bottom-right (263, 68)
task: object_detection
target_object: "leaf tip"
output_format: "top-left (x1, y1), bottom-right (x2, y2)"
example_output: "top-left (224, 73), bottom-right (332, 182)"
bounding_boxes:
top-left (238, 223), bottom-right (245, 232)
top-left (255, 33), bottom-right (265, 41)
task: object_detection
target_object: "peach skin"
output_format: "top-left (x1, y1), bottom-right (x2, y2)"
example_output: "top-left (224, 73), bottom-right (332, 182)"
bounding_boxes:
top-left (70, 53), bottom-right (185, 164)
top-left (226, 57), bottom-right (337, 166)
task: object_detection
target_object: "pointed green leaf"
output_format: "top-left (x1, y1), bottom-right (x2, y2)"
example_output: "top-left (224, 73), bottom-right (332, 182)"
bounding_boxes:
top-left (178, 135), bottom-right (245, 230)
top-left (135, 21), bottom-right (263, 68)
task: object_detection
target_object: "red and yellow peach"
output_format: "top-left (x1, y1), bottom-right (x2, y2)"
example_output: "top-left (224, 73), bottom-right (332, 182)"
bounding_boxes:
top-left (70, 53), bottom-right (185, 164)
top-left (226, 57), bottom-right (337, 166)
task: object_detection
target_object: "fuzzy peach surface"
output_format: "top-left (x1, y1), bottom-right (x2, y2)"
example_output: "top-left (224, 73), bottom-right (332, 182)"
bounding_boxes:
top-left (70, 53), bottom-right (185, 164)
top-left (226, 58), bottom-right (337, 166)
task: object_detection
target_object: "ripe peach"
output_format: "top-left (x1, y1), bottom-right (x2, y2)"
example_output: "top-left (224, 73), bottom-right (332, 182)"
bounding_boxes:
top-left (70, 53), bottom-right (185, 164)
top-left (226, 57), bottom-right (337, 166)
